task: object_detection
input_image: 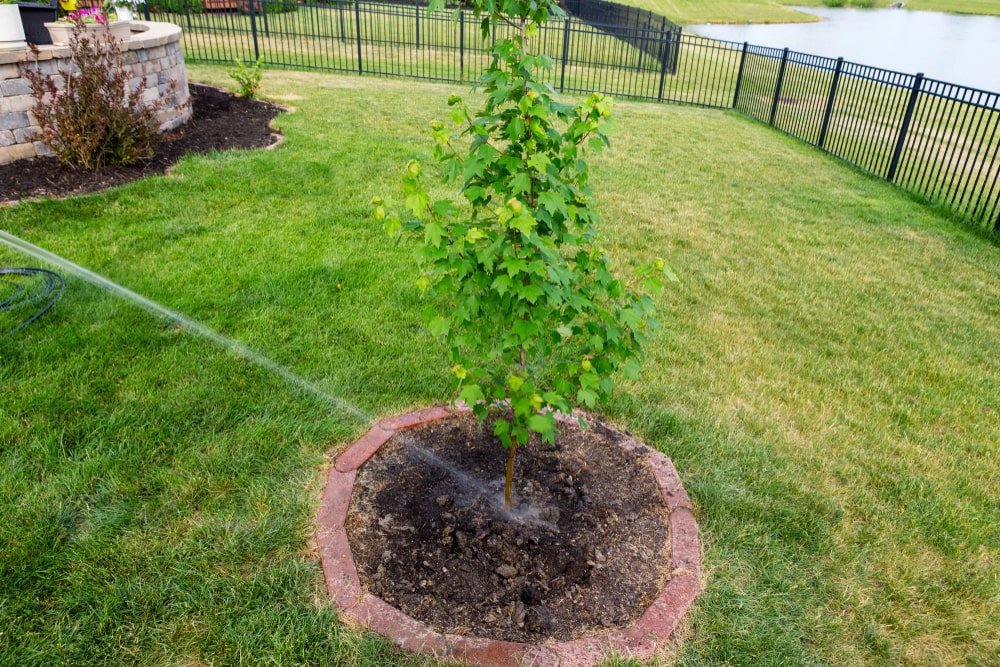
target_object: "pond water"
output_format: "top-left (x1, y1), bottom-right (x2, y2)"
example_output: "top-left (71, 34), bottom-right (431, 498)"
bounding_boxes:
top-left (689, 7), bottom-right (1000, 94)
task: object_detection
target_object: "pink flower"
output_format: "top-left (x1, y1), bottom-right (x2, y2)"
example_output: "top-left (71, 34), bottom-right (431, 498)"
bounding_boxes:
top-left (63, 7), bottom-right (109, 24)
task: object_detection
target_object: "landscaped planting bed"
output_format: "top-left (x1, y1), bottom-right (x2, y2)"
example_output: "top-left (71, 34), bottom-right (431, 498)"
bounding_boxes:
top-left (0, 84), bottom-right (281, 203)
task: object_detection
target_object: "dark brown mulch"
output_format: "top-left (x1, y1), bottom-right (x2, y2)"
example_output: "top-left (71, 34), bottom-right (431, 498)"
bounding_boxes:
top-left (0, 83), bottom-right (283, 204)
top-left (346, 413), bottom-right (672, 643)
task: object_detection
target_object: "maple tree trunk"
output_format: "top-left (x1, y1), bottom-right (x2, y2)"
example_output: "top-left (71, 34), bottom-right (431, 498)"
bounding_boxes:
top-left (504, 441), bottom-right (517, 511)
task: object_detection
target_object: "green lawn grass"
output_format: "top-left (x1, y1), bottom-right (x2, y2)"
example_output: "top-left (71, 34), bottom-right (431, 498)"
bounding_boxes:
top-left (611, 0), bottom-right (1000, 24)
top-left (1, 66), bottom-right (998, 665)
top-left (165, 6), bottom-right (1000, 229)
top-left (788, 0), bottom-right (1000, 18)
top-left (612, 0), bottom-right (819, 25)
top-left (170, 5), bottom-right (670, 89)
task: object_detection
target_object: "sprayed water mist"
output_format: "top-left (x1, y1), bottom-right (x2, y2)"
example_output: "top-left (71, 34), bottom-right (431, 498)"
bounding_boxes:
top-left (409, 446), bottom-right (559, 531)
top-left (0, 229), bottom-right (370, 423)
top-left (1, 229), bottom-right (558, 524)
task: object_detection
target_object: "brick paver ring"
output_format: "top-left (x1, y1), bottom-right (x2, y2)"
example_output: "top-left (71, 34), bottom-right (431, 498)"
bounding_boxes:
top-left (317, 406), bottom-right (701, 666)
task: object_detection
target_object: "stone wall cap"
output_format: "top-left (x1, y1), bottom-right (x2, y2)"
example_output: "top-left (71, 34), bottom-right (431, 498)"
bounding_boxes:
top-left (126, 21), bottom-right (182, 50)
top-left (0, 21), bottom-right (181, 63)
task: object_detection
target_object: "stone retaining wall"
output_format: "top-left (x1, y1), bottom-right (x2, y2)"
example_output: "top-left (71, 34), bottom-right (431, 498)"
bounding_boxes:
top-left (0, 21), bottom-right (190, 165)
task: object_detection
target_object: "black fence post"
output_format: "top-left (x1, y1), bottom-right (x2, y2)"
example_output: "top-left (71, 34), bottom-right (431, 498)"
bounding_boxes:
top-left (415, 0), bottom-right (420, 50)
top-left (769, 47), bottom-right (790, 126)
top-left (248, 0), bottom-right (260, 62)
top-left (656, 27), bottom-right (669, 102)
top-left (887, 73), bottom-right (924, 182)
top-left (459, 10), bottom-right (465, 83)
top-left (143, 0), bottom-right (150, 20)
top-left (559, 18), bottom-right (570, 92)
top-left (732, 41), bottom-right (748, 109)
top-left (635, 21), bottom-right (647, 73)
top-left (354, 0), bottom-right (363, 74)
top-left (182, 0), bottom-right (192, 34)
top-left (669, 27), bottom-right (680, 74)
top-left (818, 57), bottom-right (844, 149)
top-left (658, 17), bottom-right (666, 73)
top-left (338, 0), bottom-right (346, 39)
top-left (261, 0), bottom-right (269, 39)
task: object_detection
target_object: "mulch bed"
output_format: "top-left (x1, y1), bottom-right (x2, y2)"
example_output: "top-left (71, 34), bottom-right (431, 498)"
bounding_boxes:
top-left (346, 413), bottom-right (672, 643)
top-left (1, 83), bottom-right (283, 204)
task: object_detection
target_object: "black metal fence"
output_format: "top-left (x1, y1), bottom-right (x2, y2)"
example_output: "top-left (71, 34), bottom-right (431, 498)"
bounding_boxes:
top-left (731, 44), bottom-right (1000, 231)
top-left (563, 0), bottom-right (681, 74)
top-left (150, 0), bottom-right (1000, 232)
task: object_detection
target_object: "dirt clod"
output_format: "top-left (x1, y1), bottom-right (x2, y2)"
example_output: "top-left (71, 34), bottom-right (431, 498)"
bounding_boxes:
top-left (496, 564), bottom-right (519, 579)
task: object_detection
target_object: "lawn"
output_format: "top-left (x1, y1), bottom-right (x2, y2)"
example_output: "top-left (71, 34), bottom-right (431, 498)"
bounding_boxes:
top-left (170, 4), bottom-right (674, 95)
top-left (611, 0), bottom-right (818, 25)
top-left (1, 66), bottom-right (998, 665)
top-left (788, 0), bottom-right (1000, 18)
top-left (612, 0), bottom-right (1000, 25)
top-left (165, 4), bottom-right (1000, 230)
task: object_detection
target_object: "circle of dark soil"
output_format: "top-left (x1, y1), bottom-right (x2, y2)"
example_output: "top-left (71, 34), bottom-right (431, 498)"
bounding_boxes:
top-left (1, 83), bottom-right (283, 204)
top-left (346, 413), bottom-right (672, 643)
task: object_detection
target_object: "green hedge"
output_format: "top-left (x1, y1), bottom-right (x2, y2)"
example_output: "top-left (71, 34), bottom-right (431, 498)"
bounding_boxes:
top-left (246, 1), bottom-right (298, 15)
top-left (146, 0), bottom-right (297, 15)
top-left (147, 0), bottom-right (204, 14)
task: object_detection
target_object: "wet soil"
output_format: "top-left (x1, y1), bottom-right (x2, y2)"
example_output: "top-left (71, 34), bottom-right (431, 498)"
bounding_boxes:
top-left (346, 413), bottom-right (672, 643)
top-left (1, 83), bottom-right (282, 204)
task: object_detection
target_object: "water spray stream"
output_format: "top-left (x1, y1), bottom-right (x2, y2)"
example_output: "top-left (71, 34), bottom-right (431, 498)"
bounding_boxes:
top-left (410, 446), bottom-right (494, 499)
top-left (1, 230), bottom-right (558, 524)
top-left (409, 446), bottom-right (558, 531)
top-left (0, 229), bottom-right (370, 423)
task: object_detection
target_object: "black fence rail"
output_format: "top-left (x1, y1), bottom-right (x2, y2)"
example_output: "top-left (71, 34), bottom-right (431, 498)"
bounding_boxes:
top-left (151, 0), bottom-right (1000, 232)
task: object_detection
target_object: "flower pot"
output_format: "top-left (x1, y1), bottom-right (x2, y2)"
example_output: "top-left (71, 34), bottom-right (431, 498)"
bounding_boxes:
top-left (0, 4), bottom-right (28, 51)
top-left (16, 0), bottom-right (57, 45)
top-left (44, 18), bottom-right (131, 46)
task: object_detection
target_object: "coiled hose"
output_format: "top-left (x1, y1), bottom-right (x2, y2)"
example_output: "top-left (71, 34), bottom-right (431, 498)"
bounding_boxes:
top-left (1, 267), bottom-right (65, 341)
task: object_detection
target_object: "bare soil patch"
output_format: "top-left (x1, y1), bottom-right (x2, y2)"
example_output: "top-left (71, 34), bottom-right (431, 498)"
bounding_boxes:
top-left (1, 83), bottom-right (282, 204)
top-left (346, 413), bottom-right (672, 643)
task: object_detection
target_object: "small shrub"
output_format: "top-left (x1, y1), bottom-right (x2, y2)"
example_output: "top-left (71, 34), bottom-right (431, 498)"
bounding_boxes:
top-left (228, 57), bottom-right (264, 99)
top-left (23, 20), bottom-right (163, 170)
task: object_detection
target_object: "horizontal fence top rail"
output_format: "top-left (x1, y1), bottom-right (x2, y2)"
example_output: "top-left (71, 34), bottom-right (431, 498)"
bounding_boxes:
top-left (689, 33), bottom-right (1000, 102)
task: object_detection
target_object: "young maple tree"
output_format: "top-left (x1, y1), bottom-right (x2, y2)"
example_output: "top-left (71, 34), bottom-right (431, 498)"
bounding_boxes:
top-left (377, 0), bottom-right (675, 510)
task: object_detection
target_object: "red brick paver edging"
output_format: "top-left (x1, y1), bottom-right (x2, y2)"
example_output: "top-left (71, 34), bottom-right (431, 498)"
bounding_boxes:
top-left (317, 406), bottom-right (702, 666)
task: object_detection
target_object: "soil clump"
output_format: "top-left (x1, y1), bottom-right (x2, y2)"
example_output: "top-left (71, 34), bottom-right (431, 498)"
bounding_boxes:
top-left (1, 83), bottom-right (282, 203)
top-left (346, 413), bottom-right (672, 643)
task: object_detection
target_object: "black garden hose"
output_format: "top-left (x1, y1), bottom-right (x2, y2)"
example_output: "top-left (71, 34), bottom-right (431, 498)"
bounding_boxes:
top-left (0, 268), bottom-right (65, 341)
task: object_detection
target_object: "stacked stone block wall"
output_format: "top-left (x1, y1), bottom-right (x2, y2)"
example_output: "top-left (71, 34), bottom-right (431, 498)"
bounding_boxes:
top-left (0, 22), bottom-right (191, 166)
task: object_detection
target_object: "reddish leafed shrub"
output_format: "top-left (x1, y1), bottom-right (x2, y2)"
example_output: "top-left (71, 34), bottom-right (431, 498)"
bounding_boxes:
top-left (22, 20), bottom-right (164, 170)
